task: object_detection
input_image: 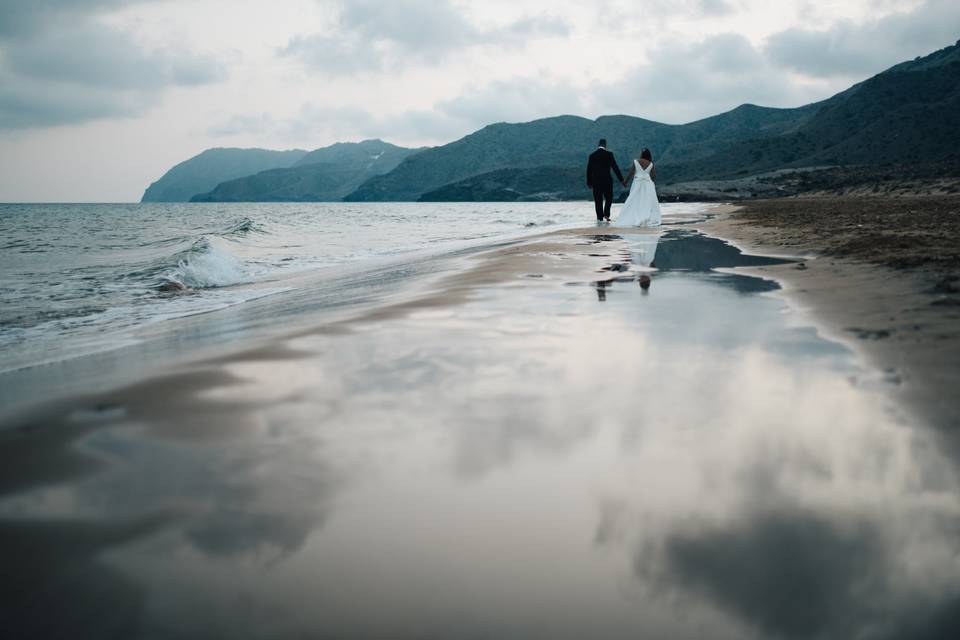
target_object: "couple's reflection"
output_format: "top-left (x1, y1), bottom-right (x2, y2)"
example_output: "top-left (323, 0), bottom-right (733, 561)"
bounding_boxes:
top-left (594, 231), bottom-right (661, 301)
top-left (629, 231), bottom-right (661, 270)
top-left (594, 279), bottom-right (610, 301)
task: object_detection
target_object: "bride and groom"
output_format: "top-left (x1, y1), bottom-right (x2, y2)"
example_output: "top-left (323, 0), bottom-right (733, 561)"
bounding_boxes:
top-left (586, 139), bottom-right (661, 226)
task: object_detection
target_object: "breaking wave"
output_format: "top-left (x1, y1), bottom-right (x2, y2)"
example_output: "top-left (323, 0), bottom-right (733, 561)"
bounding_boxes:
top-left (162, 237), bottom-right (249, 289)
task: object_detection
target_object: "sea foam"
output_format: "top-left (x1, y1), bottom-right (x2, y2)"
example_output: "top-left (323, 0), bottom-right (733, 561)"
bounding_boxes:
top-left (168, 238), bottom-right (248, 288)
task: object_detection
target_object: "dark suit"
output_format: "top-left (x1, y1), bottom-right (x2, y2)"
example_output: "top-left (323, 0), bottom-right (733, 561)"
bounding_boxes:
top-left (586, 147), bottom-right (624, 220)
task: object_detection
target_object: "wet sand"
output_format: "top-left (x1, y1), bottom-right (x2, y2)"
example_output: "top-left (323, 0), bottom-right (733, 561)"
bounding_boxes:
top-left (697, 197), bottom-right (960, 437)
top-left (3, 209), bottom-right (960, 638)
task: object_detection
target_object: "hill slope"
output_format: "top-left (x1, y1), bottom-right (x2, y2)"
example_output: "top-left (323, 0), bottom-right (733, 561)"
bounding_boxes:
top-left (350, 40), bottom-right (960, 201)
top-left (665, 41), bottom-right (960, 183)
top-left (345, 105), bottom-right (818, 202)
top-left (141, 148), bottom-right (307, 202)
top-left (418, 166), bottom-right (585, 202)
top-left (190, 140), bottom-right (421, 202)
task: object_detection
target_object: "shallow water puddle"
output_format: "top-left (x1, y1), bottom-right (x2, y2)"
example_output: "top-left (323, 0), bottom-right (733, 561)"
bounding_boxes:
top-left (2, 231), bottom-right (958, 639)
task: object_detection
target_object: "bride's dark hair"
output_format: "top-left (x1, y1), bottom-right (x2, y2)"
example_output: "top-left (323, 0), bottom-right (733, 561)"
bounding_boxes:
top-left (640, 148), bottom-right (653, 161)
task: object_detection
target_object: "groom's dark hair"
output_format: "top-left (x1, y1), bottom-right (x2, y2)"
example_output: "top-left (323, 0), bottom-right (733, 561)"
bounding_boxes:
top-left (598, 138), bottom-right (607, 148)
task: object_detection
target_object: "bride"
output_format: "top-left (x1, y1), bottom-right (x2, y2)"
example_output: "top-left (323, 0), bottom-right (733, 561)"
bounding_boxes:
top-left (616, 148), bottom-right (661, 227)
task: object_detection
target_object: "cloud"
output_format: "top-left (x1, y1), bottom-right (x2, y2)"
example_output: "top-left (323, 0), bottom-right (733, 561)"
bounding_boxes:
top-left (437, 77), bottom-right (586, 125)
top-left (208, 101), bottom-right (470, 148)
top-left (334, 0), bottom-right (483, 51)
top-left (596, 32), bottom-right (813, 123)
top-left (215, 30), bottom-right (803, 147)
top-left (693, 0), bottom-right (736, 16)
top-left (206, 112), bottom-right (279, 138)
top-left (595, 0), bottom-right (737, 27)
top-left (5, 22), bottom-right (223, 89)
top-left (0, 0), bottom-right (140, 37)
top-left (0, 72), bottom-right (154, 129)
top-left (765, 0), bottom-right (960, 78)
top-left (280, 0), bottom-right (570, 75)
top-left (217, 0), bottom-right (960, 150)
top-left (226, 28), bottom-right (824, 147)
top-left (209, 73), bottom-right (588, 148)
top-left (495, 14), bottom-right (570, 42)
top-left (0, 2), bottom-right (226, 130)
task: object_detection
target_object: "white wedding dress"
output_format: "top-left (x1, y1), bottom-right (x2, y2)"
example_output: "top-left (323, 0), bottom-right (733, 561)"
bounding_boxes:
top-left (617, 160), bottom-right (661, 227)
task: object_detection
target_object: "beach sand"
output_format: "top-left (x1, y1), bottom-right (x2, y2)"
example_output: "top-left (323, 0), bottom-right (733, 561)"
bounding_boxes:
top-left (697, 197), bottom-right (960, 438)
top-left (3, 205), bottom-right (960, 638)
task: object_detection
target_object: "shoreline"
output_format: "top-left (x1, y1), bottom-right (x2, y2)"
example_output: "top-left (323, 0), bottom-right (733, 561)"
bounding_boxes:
top-left (5, 198), bottom-right (957, 437)
top-left (695, 197), bottom-right (960, 437)
top-left (8, 199), bottom-right (954, 430)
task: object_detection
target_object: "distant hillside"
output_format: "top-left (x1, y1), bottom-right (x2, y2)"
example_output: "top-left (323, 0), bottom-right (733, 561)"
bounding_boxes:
top-left (141, 148), bottom-right (307, 202)
top-left (349, 40), bottom-right (960, 202)
top-left (293, 139), bottom-right (418, 168)
top-left (190, 140), bottom-right (421, 202)
top-left (344, 105), bottom-right (818, 202)
top-left (666, 40), bottom-right (960, 183)
top-left (419, 166), bottom-right (585, 202)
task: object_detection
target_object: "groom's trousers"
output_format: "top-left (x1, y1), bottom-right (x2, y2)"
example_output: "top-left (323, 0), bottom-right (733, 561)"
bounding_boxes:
top-left (593, 183), bottom-right (614, 220)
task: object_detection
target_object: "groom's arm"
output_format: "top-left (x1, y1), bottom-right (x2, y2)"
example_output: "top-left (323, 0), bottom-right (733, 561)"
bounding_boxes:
top-left (586, 156), bottom-right (594, 188)
top-left (610, 154), bottom-right (625, 183)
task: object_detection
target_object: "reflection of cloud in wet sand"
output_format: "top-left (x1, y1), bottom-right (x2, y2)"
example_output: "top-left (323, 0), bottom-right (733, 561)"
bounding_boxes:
top-left (179, 442), bottom-right (334, 559)
top-left (0, 513), bottom-right (172, 638)
top-left (113, 364), bottom-right (333, 552)
top-left (616, 418), bottom-right (960, 640)
top-left (637, 509), bottom-right (885, 638)
top-left (0, 357), bottom-right (339, 636)
top-left (635, 506), bottom-right (960, 640)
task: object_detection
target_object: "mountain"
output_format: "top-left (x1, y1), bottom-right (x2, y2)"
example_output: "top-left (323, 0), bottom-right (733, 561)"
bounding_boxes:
top-left (348, 40), bottom-right (960, 202)
top-left (419, 166), bottom-right (585, 202)
top-left (189, 140), bottom-right (421, 202)
top-left (292, 139), bottom-right (417, 168)
top-left (141, 148), bottom-right (307, 202)
top-left (665, 40), bottom-right (960, 183)
top-left (344, 106), bottom-right (818, 202)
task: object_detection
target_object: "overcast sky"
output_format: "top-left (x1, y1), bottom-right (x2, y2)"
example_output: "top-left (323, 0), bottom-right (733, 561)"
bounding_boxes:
top-left (0, 0), bottom-right (957, 202)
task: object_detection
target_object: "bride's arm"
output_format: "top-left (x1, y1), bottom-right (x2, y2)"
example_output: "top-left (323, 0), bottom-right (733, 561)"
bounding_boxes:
top-left (623, 164), bottom-right (636, 186)
top-left (650, 165), bottom-right (657, 181)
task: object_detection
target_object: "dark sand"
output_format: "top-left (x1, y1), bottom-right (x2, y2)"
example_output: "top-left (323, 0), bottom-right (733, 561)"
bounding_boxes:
top-left (732, 196), bottom-right (960, 272)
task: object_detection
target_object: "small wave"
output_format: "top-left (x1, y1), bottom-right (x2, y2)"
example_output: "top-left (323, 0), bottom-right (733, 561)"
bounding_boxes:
top-left (523, 219), bottom-right (557, 228)
top-left (223, 217), bottom-right (266, 236)
top-left (492, 219), bottom-right (558, 227)
top-left (139, 234), bottom-right (194, 249)
top-left (164, 238), bottom-right (249, 289)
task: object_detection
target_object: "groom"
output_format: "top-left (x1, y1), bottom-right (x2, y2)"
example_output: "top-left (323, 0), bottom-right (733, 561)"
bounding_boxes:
top-left (586, 138), bottom-right (625, 222)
